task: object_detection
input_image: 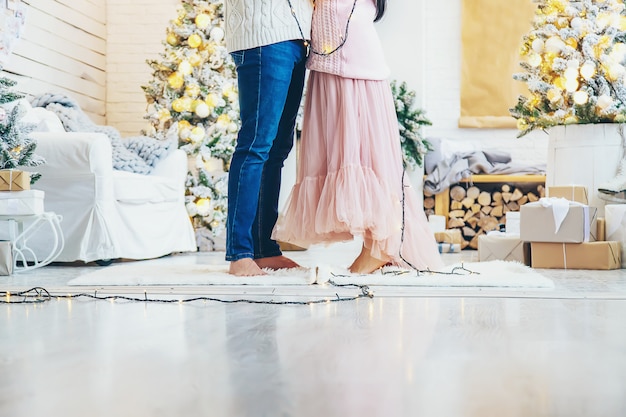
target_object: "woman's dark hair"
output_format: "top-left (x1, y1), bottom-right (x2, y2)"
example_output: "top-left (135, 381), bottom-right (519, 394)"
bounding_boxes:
top-left (374, 0), bottom-right (387, 22)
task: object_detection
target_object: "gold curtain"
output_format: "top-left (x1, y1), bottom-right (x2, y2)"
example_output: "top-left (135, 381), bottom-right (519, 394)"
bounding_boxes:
top-left (460, 0), bottom-right (536, 128)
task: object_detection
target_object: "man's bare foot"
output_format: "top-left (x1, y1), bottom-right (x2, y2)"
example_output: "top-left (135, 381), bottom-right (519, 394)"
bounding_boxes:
top-left (229, 258), bottom-right (267, 276)
top-left (255, 255), bottom-right (300, 270)
top-left (349, 245), bottom-right (387, 274)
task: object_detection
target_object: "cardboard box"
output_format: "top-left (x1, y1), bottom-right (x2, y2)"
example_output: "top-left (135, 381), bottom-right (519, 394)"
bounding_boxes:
top-left (0, 241), bottom-right (12, 275)
top-left (434, 229), bottom-right (463, 245)
top-left (0, 190), bottom-right (44, 215)
top-left (0, 170), bottom-right (30, 191)
top-left (478, 233), bottom-right (530, 265)
top-left (520, 200), bottom-right (590, 243)
top-left (530, 241), bottom-right (621, 270)
top-left (597, 217), bottom-right (606, 242)
top-left (547, 185), bottom-right (589, 205)
top-left (605, 204), bottom-right (626, 267)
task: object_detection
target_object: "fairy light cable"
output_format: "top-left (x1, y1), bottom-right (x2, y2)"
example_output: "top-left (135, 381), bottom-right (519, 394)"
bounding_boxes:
top-left (392, 169), bottom-right (480, 278)
top-left (287, 0), bottom-right (358, 56)
top-left (0, 284), bottom-right (373, 305)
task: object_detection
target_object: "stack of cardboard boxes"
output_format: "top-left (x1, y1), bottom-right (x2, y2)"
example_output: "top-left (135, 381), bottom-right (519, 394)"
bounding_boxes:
top-left (477, 185), bottom-right (621, 270)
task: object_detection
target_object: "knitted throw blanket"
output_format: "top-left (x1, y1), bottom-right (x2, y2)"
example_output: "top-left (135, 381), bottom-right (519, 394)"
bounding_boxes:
top-left (30, 93), bottom-right (174, 175)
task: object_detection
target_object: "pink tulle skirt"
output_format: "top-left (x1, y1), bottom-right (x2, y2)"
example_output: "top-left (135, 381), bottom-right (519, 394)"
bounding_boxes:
top-left (272, 71), bottom-right (444, 271)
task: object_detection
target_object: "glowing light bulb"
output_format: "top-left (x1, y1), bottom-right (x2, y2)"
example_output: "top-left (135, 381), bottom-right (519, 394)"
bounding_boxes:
top-left (565, 78), bottom-right (579, 92)
top-left (573, 91), bottom-right (589, 105)
top-left (580, 62), bottom-right (596, 80)
top-left (528, 53), bottom-right (542, 67)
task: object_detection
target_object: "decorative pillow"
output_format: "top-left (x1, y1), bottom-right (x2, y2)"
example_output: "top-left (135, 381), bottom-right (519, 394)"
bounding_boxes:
top-left (21, 107), bottom-right (66, 133)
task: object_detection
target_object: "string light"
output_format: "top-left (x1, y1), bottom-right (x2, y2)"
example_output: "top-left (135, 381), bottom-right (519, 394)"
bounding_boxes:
top-left (0, 285), bottom-right (373, 306)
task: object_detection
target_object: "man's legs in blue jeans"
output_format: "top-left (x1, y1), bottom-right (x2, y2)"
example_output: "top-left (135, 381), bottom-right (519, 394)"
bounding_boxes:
top-left (226, 40), bottom-right (307, 275)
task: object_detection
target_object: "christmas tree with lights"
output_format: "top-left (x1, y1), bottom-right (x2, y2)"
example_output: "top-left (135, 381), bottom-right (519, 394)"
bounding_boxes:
top-left (511, 0), bottom-right (626, 137)
top-left (0, 74), bottom-right (44, 183)
top-left (142, 0), bottom-right (239, 250)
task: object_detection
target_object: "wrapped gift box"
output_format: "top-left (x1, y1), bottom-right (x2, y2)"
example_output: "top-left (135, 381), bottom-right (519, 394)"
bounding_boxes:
top-left (0, 170), bottom-right (30, 191)
top-left (0, 190), bottom-right (44, 215)
top-left (434, 229), bottom-right (463, 245)
top-left (0, 241), bottom-right (12, 275)
top-left (605, 204), bottom-right (626, 267)
top-left (547, 185), bottom-right (589, 205)
top-left (520, 200), bottom-right (591, 243)
top-left (547, 187), bottom-right (599, 240)
top-left (530, 241), bottom-right (621, 270)
top-left (597, 217), bottom-right (606, 241)
top-left (478, 233), bottom-right (530, 265)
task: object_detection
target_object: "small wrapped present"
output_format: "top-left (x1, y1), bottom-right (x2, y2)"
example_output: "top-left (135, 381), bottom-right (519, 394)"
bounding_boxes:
top-left (0, 170), bottom-right (30, 191)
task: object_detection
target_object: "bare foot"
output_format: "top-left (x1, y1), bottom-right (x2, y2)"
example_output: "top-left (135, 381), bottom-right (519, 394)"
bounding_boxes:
top-left (229, 258), bottom-right (267, 276)
top-left (349, 245), bottom-right (387, 274)
top-left (255, 255), bottom-right (300, 270)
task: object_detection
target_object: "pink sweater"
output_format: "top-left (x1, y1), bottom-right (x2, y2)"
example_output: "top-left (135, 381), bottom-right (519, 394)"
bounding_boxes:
top-left (307, 0), bottom-right (390, 80)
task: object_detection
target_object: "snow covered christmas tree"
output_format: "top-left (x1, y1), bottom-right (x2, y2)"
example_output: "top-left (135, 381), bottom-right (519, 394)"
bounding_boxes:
top-left (142, 0), bottom-right (239, 250)
top-left (391, 80), bottom-right (432, 169)
top-left (0, 74), bottom-right (43, 184)
top-left (511, 0), bottom-right (626, 137)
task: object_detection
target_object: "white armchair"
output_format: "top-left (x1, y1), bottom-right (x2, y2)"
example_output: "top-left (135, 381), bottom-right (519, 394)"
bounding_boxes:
top-left (19, 131), bottom-right (197, 263)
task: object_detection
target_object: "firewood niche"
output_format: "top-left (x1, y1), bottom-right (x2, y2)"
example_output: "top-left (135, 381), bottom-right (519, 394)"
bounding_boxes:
top-left (423, 174), bottom-right (546, 250)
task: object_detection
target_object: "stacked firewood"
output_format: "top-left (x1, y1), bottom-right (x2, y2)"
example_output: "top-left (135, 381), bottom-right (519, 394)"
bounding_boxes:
top-left (424, 183), bottom-right (545, 249)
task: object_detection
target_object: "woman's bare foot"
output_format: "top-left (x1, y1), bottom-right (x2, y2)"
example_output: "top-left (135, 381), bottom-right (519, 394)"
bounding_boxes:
top-left (229, 258), bottom-right (267, 276)
top-left (255, 255), bottom-right (300, 270)
top-left (349, 246), bottom-right (387, 274)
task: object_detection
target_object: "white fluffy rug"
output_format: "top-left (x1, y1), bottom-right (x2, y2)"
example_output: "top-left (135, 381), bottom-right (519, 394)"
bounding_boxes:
top-left (67, 260), bottom-right (553, 288)
top-left (321, 260), bottom-right (554, 288)
top-left (68, 264), bottom-right (317, 286)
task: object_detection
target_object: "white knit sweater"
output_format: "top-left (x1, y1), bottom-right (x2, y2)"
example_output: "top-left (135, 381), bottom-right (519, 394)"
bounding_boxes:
top-left (224, 0), bottom-right (314, 52)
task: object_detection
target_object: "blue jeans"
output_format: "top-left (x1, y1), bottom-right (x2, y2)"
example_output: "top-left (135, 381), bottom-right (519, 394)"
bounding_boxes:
top-left (226, 40), bottom-right (307, 262)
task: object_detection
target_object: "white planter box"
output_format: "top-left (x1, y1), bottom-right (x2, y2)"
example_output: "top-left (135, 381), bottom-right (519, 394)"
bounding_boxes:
top-left (605, 203), bottom-right (626, 268)
top-left (547, 124), bottom-right (623, 216)
top-left (0, 190), bottom-right (45, 215)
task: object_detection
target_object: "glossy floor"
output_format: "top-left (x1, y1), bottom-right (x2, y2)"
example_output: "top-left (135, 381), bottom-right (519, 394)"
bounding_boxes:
top-left (1, 241), bottom-right (626, 417)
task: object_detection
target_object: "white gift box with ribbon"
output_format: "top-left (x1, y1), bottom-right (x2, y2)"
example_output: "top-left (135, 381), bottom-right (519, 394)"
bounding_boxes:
top-left (0, 190), bottom-right (44, 215)
top-left (520, 197), bottom-right (591, 243)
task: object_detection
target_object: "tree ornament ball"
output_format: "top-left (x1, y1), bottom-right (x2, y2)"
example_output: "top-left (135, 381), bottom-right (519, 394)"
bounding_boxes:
top-left (166, 33), bottom-right (179, 46)
top-left (210, 27), bottom-right (225, 42)
top-left (189, 53), bottom-right (203, 67)
top-left (195, 13), bottom-right (212, 29)
top-left (168, 73), bottom-right (185, 89)
top-left (178, 60), bottom-right (193, 75)
top-left (172, 98), bottom-right (186, 113)
top-left (190, 126), bottom-right (206, 142)
top-left (188, 34), bottom-right (203, 49)
top-left (194, 102), bottom-right (210, 118)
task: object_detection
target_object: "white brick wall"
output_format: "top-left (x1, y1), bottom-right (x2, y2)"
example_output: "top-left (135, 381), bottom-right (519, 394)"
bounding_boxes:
top-left (421, 0), bottom-right (547, 165)
top-left (378, 0), bottom-right (547, 166)
top-left (104, 0), bottom-right (547, 164)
